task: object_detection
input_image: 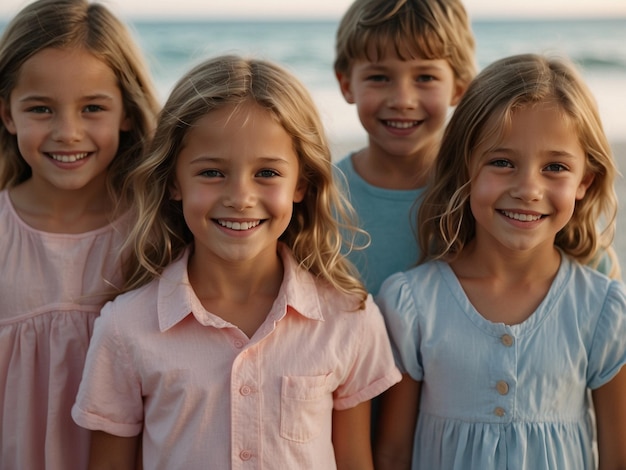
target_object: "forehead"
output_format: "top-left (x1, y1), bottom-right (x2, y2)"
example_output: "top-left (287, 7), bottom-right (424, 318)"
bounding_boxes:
top-left (353, 44), bottom-right (454, 73)
top-left (474, 102), bottom-right (582, 158)
top-left (179, 102), bottom-right (297, 164)
top-left (14, 47), bottom-right (119, 96)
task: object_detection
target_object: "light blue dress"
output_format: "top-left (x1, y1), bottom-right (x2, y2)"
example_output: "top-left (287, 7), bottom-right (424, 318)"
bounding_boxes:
top-left (335, 154), bottom-right (424, 295)
top-left (376, 254), bottom-right (626, 469)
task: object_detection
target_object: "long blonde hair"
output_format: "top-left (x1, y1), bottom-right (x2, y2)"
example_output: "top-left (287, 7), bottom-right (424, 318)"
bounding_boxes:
top-left (122, 54), bottom-right (368, 306)
top-left (419, 53), bottom-right (620, 278)
top-left (0, 0), bottom-right (159, 205)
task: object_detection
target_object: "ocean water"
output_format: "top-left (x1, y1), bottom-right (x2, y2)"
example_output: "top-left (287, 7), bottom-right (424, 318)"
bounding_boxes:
top-left (118, 18), bottom-right (626, 149)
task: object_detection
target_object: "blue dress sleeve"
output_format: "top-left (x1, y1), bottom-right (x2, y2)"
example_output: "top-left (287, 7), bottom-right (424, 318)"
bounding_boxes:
top-left (376, 271), bottom-right (423, 381)
top-left (587, 280), bottom-right (626, 389)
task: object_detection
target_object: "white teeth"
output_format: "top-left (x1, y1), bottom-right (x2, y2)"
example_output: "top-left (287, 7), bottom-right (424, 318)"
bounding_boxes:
top-left (218, 220), bottom-right (261, 230)
top-left (385, 120), bottom-right (418, 129)
top-left (49, 153), bottom-right (88, 163)
top-left (502, 210), bottom-right (542, 222)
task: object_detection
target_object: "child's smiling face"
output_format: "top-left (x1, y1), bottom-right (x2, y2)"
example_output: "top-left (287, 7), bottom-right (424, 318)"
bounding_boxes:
top-left (337, 44), bottom-right (463, 163)
top-left (469, 102), bottom-right (593, 256)
top-left (1, 47), bottom-right (130, 193)
top-left (171, 100), bottom-right (306, 266)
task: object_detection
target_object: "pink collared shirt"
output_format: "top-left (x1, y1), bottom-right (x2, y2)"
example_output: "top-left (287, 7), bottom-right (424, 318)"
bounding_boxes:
top-left (73, 243), bottom-right (401, 469)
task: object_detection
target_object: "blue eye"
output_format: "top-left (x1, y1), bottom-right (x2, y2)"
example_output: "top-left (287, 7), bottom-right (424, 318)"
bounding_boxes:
top-left (366, 74), bottom-right (387, 82)
top-left (257, 169), bottom-right (279, 178)
top-left (545, 163), bottom-right (567, 172)
top-left (84, 104), bottom-right (104, 113)
top-left (489, 159), bottom-right (512, 168)
top-left (28, 106), bottom-right (51, 114)
top-left (199, 169), bottom-right (223, 178)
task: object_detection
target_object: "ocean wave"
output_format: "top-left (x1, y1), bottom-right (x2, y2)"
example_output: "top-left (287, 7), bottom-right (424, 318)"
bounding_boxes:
top-left (574, 55), bottom-right (626, 71)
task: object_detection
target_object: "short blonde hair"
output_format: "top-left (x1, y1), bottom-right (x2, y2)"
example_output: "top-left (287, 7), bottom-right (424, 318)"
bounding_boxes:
top-left (0, 0), bottom-right (159, 202)
top-left (419, 53), bottom-right (620, 278)
top-left (334, 0), bottom-right (476, 86)
top-left (122, 55), bottom-right (368, 306)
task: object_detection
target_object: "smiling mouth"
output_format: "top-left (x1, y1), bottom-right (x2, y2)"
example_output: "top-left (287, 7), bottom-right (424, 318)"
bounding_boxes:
top-left (47, 152), bottom-right (89, 163)
top-left (383, 120), bottom-right (422, 129)
top-left (217, 219), bottom-right (262, 231)
top-left (500, 210), bottom-right (543, 222)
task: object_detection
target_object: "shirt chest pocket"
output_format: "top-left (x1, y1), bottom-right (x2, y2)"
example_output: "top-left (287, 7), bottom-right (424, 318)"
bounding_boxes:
top-left (280, 373), bottom-right (334, 443)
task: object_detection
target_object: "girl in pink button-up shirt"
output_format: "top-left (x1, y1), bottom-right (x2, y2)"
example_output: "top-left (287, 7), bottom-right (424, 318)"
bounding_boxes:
top-left (73, 54), bottom-right (401, 469)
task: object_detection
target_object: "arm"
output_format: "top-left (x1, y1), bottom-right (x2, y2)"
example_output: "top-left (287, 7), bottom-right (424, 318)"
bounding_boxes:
top-left (332, 400), bottom-right (374, 470)
top-left (593, 366), bottom-right (626, 470)
top-left (374, 374), bottom-right (421, 470)
top-left (88, 431), bottom-right (141, 470)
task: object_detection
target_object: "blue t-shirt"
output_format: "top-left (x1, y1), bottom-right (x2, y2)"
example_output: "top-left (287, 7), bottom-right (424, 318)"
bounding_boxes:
top-left (377, 254), bottom-right (626, 470)
top-left (335, 154), bottom-right (425, 295)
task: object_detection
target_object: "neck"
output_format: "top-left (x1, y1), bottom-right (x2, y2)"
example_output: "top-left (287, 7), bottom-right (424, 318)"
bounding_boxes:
top-left (452, 238), bottom-right (561, 283)
top-left (8, 177), bottom-right (115, 233)
top-left (188, 246), bottom-right (284, 304)
top-left (187, 245), bottom-right (285, 338)
top-left (353, 142), bottom-right (437, 190)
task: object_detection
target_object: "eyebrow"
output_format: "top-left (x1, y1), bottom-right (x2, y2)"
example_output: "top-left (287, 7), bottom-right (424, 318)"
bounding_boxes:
top-left (188, 156), bottom-right (292, 165)
top-left (362, 62), bottom-right (446, 72)
top-left (489, 147), bottom-right (582, 159)
top-left (18, 93), bottom-right (116, 103)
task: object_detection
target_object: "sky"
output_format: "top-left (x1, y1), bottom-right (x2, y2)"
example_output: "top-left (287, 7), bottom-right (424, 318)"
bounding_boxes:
top-left (1, 0), bottom-right (626, 20)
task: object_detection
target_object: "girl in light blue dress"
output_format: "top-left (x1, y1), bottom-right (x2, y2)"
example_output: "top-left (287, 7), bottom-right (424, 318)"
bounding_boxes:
top-left (374, 53), bottom-right (626, 470)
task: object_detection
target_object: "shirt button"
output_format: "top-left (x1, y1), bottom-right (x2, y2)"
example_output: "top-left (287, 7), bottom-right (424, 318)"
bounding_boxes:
top-left (501, 334), bottom-right (514, 347)
top-left (240, 450), bottom-right (252, 461)
top-left (240, 385), bottom-right (252, 396)
top-left (494, 407), bottom-right (506, 417)
top-left (496, 380), bottom-right (509, 395)
top-left (234, 340), bottom-right (244, 349)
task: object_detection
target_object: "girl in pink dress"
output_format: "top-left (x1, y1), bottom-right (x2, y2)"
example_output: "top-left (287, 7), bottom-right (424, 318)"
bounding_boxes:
top-left (0, 0), bottom-right (159, 467)
top-left (72, 54), bottom-right (401, 469)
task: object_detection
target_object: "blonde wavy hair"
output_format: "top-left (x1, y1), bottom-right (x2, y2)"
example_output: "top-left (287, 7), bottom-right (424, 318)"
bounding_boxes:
top-left (419, 53), bottom-right (620, 279)
top-left (122, 54), bottom-right (369, 307)
top-left (334, 0), bottom-right (476, 87)
top-left (0, 0), bottom-right (160, 204)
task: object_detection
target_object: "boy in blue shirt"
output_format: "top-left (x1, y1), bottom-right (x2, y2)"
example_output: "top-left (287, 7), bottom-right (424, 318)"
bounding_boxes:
top-left (334, 0), bottom-right (477, 295)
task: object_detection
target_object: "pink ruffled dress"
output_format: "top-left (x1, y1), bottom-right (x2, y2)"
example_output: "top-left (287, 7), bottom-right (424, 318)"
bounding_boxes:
top-left (0, 189), bottom-right (128, 469)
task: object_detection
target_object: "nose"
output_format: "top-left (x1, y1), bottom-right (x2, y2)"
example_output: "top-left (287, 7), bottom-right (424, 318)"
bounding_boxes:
top-left (509, 169), bottom-right (543, 202)
top-left (223, 176), bottom-right (255, 211)
top-left (51, 111), bottom-right (83, 143)
top-left (387, 78), bottom-right (418, 110)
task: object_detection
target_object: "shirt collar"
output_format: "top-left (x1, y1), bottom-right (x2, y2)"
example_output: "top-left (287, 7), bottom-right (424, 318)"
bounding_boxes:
top-left (157, 243), bottom-right (324, 332)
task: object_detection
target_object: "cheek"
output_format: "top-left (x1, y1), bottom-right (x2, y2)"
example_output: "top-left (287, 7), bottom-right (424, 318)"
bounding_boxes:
top-left (181, 189), bottom-right (212, 211)
top-left (354, 88), bottom-right (380, 108)
top-left (468, 192), bottom-right (484, 222)
top-left (266, 188), bottom-right (298, 215)
top-left (554, 185), bottom-right (580, 214)
top-left (14, 124), bottom-right (42, 156)
top-left (423, 91), bottom-right (452, 117)
top-left (467, 173), bottom-right (501, 221)
top-left (468, 175), bottom-right (493, 206)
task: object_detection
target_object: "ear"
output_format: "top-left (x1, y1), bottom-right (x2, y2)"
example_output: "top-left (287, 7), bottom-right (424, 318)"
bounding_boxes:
top-left (575, 171), bottom-right (595, 200)
top-left (0, 99), bottom-right (17, 134)
top-left (450, 80), bottom-right (467, 107)
top-left (119, 113), bottom-right (132, 132)
top-left (336, 71), bottom-right (355, 104)
top-left (170, 179), bottom-right (182, 201)
top-left (293, 177), bottom-right (308, 203)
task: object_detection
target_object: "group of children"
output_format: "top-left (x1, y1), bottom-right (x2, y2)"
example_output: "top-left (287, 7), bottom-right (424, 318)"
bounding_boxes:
top-left (1, 0), bottom-right (624, 468)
